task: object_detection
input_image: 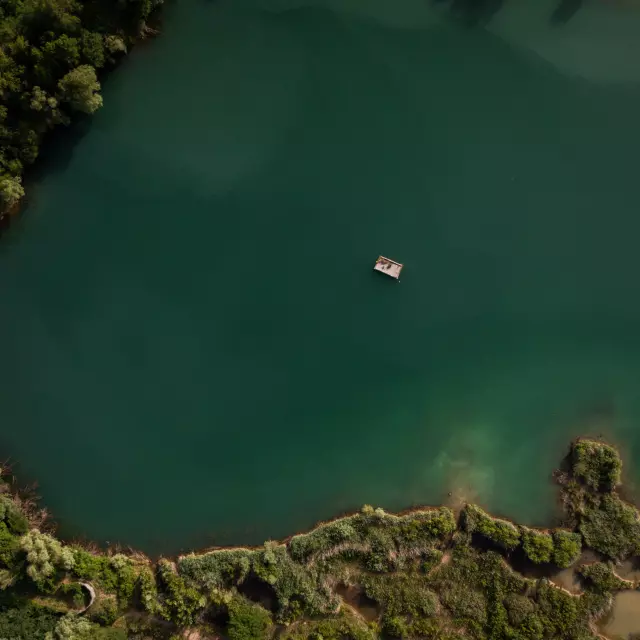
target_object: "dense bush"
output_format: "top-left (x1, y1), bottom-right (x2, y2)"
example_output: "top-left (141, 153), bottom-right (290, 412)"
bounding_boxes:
top-left (226, 597), bottom-right (273, 640)
top-left (571, 440), bottom-right (622, 492)
top-left (178, 548), bottom-right (253, 590)
top-left (71, 549), bottom-right (137, 604)
top-left (462, 504), bottom-right (521, 551)
top-left (0, 598), bottom-right (58, 638)
top-left (521, 528), bottom-right (554, 564)
top-left (156, 559), bottom-right (206, 626)
top-left (578, 493), bottom-right (640, 560)
top-left (552, 531), bottom-right (582, 568)
top-left (362, 573), bottom-right (438, 619)
top-left (21, 530), bottom-right (74, 585)
top-left (577, 562), bottom-right (628, 594)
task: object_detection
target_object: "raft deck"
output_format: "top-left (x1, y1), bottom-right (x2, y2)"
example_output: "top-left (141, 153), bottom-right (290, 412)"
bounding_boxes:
top-left (373, 256), bottom-right (403, 280)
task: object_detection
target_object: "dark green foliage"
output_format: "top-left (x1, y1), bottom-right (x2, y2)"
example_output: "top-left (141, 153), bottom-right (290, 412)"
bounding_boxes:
top-left (227, 597), bottom-right (273, 640)
top-left (578, 493), bottom-right (640, 560)
top-left (0, 597), bottom-right (58, 638)
top-left (0, 522), bottom-right (20, 570)
top-left (462, 504), bottom-right (521, 551)
top-left (3, 499), bottom-right (28, 535)
top-left (535, 582), bottom-right (590, 639)
top-left (0, 0), bottom-right (161, 214)
top-left (577, 562), bottom-right (628, 594)
top-left (571, 440), bottom-right (622, 492)
top-left (88, 595), bottom-right (119, 625)
top-left (362, 573), bottom-right (438, 619)
top-left (552, 531), bottom-right (581, 569)
top-left (57, 581), bottom-right (86, 608)
top-left (503, 592), bottom-right (535, 626)
top-left (156, 559), bottom-right (205, 626)
top-left (521, 529), bottom-right (554, 564)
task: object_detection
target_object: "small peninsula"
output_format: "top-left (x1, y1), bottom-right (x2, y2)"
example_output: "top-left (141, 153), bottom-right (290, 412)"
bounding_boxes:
top-left (0, 439), bottom-right (638, 639)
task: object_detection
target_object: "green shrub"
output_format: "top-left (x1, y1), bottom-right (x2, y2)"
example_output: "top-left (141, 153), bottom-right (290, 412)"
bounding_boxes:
top-left (362, 573), bottom-right (438, 618)
top-left (571, 440), bottom-right (622, 492)
top-left (0, 599), bottom-right (58, 638)
top-left (578, 494), bottom-right (640, 560)
top-left (157, 559), bottom-right (206, 626)
top-left (252, 542), bottom-right (338, 619)
top-left (88, 594), bottom-right (119, 625)
top-left (138, 565), bottom-right (160, 615)
top-left (178, 548), bottom-right (253, 589)
top-left (21, 530), bottom-right (75, 585)
top-left (462, 504), bottom-right (521, 551)
top-left (521, 528), bottom-right (554, 564)
top-left (552, 531), bottom-right (582, 568)
top-left (577, 563), bottom-right (628, 594)
top-left (503, 592), bottom-right (535, 626)
top-left (0, 522), bottom-right (20, 571)
top-left (439, 584), bottom-right (487, 624)
top-left (2, 499), bottom-right (28, 535)
top-left (279, 610), bottom-right (374, 640)
top-left (227, 598), bottom-right (273, 640)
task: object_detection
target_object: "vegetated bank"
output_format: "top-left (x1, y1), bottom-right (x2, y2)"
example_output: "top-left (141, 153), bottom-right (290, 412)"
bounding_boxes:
top-left (0, 0), bottom-right (162, 217)
top-left (0, 438), bottom-right (638, 639)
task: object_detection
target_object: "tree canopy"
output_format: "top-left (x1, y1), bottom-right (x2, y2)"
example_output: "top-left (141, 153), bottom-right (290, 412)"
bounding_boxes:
top-left (0, 0), bottom-right (161, 213)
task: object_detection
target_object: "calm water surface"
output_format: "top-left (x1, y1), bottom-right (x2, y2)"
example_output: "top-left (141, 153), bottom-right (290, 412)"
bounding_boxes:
top-left (1, 0), bottom-right (640, 554)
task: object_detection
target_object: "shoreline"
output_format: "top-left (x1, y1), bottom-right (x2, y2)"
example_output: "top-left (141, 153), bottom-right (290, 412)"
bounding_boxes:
top-left (0, 437), bottom-right (638, 639)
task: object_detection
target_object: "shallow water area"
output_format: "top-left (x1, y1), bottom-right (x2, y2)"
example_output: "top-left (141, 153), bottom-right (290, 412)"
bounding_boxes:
top-left (603, 591), bottom-right (640, 640)
top-left (1, 0), bottom-right (640, 553)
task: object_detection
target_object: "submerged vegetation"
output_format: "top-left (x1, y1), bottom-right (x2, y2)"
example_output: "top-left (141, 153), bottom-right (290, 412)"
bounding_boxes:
top-left (0, 438), bottom-right (638, 639)
top-left (0, 0), bottom-right (162, 215)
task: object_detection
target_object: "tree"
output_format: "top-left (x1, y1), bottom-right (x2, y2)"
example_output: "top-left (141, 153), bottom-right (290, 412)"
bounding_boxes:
top-left (21, 530), bottom-right (75, 584)
top-left (57, 65), bottom-right (102, 113)
top-left (0, 175), bottom-right (25, 209)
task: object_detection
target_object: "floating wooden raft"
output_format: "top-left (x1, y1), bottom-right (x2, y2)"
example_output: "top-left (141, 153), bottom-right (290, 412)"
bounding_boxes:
top-left (373, 255), bottom-right (403, 280)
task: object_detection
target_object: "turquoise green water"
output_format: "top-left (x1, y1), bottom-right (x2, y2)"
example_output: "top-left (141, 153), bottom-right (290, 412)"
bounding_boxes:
top-left (1, 0), bottom-right (640, 554)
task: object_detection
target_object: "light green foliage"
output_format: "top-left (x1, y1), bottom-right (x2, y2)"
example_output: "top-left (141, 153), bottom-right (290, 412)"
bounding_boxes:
top-left (462, 504), bottom-right (521, 551)
top-left (226, 597), bottom-right (273, 640)
top-left (105, 35), bottom-right (127, 55)
top-left (578, 493), bottom-right (640, 560)
top-left (57, 65), bottom-right (103, 113)
top-left (21, 530), bottom-right (74, 584)
top-left (552, 531), bottom-right (582, 568)
top-left (156, 559), bottom-right (206, 626)
top-left (521, 528), bottom-right (554, 564)
top-left (577, 562), bottom-right (628, 594)
top-left (571, 440), bottom-right (622, 492)
top-left (0, 175), bottom-right (25, 208)
top-left (138, 565), bottom-right (160, 614)
top-left (44, 613), bottom-right (95, 639)
top-left (71, 549), bottom-right (137, 604)
top-left (288, 508), bottom-right (455, 564)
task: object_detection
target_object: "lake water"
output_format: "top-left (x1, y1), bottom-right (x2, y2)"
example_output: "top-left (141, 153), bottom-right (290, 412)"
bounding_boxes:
top-left (1, 0), bottom-right (640, 554)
